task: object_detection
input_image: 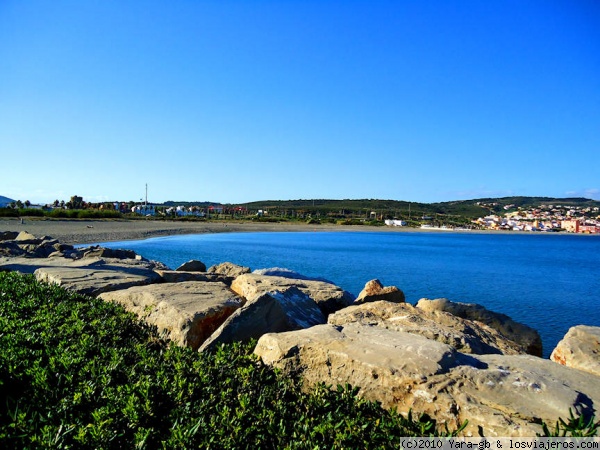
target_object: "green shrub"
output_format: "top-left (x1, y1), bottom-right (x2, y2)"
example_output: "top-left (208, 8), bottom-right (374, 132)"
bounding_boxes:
top-left (0, 208), bottom-right (19, 217)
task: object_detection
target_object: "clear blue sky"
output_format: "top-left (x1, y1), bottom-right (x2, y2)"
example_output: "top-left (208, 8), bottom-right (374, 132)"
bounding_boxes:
top-left (1, 1), bottom-right (599, 205)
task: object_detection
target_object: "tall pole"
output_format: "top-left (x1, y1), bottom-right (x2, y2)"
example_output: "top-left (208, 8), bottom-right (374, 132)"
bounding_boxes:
top-left (145, 183), bottom-right (148, 207)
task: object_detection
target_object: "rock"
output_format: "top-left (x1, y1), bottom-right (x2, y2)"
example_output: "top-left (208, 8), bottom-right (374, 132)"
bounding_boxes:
top-left (100, 282), bottom-right (244, 350)
top-left (231, 273), bottom-right (354, 316)
top-left (155, 269), bottom-right (232, 285)
top-left (253, 267), bottom-right (333, 283)
top-left (82, 247), bottom-right (138, 260)
top-left (550, 325), bottom-right (600, 377)
top-left (34, 260), bottom-right (162, 296)
top-left (208, 261), bottom-right (251, 278)
top-left (0, 231), bottom-right (19, 241)
top-left (0, 241), bottom-right (25, 257)
top-left (176, 259), bottom-right (207, 272)
top-left (354, 279), bottom-right (405, 305)
top-left (328, 301), bottom-right (528, 355)
top-left (255, 323), bottom-right (600, 437)
top-left (417, 298), bottom-right (543, 357)
top-left (14, 231), bottom-right (39, 243)
top-left (200, 287), bottom-right (326, 352)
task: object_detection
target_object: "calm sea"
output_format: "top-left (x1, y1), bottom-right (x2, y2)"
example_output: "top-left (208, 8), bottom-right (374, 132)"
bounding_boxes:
top-left (91, 231), bottom-right (600, 358)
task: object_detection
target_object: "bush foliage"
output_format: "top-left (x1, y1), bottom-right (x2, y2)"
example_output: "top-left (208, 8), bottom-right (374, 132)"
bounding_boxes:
top-left (0, 272), bottom-right (453, 449)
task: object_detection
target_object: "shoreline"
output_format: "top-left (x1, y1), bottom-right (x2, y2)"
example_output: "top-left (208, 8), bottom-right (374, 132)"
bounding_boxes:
top-left (0, 217), bottom-right (588, 245)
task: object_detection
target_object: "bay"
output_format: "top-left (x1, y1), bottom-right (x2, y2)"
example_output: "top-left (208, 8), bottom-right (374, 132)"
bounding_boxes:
top-left (92, 231), bottom-right (600, 358)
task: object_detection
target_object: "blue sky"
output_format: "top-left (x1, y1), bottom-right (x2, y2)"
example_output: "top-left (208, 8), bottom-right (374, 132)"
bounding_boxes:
top-left (1, 1), bottom-right (599, 205)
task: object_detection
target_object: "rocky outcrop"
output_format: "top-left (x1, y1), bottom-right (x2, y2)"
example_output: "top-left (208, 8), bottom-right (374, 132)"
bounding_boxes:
top-left (551, 325), bottom-right (600, 377)
top-left (255, 323), bottom-right (600, 437)
top-left (208, 261), bottom-right (251, 278)
top-left (231, 273), bottom-right (354, 316)
top-left (176, 260), bottom-right (207, 272)
top-left (0, 231), bottom-right (70, 258)
top-left (354, 279), bottom-right (405, 305)
top-left (328, 301), bottom-right (528, 355)
top-left (417, 298), bottom-right (543, 357)
top-left (100, 282), bottom-right (244, 350)
top-left (200, 287), bottom-right (326, 352)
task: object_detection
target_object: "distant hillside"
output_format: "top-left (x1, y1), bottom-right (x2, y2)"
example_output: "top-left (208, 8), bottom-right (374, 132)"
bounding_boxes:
top-left (0, 195), bottom-right (15, 206)
top-left (156, 196), bottom-right (600, 221)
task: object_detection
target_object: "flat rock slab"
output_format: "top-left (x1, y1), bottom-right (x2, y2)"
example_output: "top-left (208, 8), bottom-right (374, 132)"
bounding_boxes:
top-left (328, 301), bottom-right (528, 355)
top-left (0, 256), bottom-right (103, 274)
top-left (255, 323), bottom-right (600, 437)
top-left (35, 262), bottom-right (162, 296)
top-left (231, 273), bottom-right (354, 316)
top-left (551, 325), bottom-right (600, 376)
top-left (200, 287), bottom-right (326, 352)
top-left (100, 282), bottom-right (244, 350)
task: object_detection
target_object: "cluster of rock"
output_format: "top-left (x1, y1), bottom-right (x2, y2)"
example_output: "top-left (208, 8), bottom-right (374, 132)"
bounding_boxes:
top-left (1, 231), bottom-right (599, 437)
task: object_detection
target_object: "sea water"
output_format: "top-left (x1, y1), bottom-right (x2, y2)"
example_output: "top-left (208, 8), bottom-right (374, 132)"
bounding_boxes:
top-left (92, 231), bottom-right (600, 357)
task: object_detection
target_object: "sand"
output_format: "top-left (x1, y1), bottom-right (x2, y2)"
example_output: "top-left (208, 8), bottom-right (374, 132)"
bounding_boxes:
top-left (0, 217), bottom-right (393, 245)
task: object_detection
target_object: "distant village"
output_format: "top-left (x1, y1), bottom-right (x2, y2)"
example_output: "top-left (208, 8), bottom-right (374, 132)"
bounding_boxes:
top-left (469, 202), bottom-right (600, 234)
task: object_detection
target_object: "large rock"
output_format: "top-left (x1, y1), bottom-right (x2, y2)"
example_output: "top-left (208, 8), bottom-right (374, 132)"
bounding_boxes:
top-left (82, 246), bottom-right (138, 260)
top-left (208, 262), bottom-right (251, 278)
top-left (354, 279), bottom-right (405, 305)
top-left (255, 323), bottom-right (600, 437)
top-left (417, 298), bottom-right (543, 357)
top-left (176, 260), bottom-right (207, 272)
top-left (328, 301), bottom-right (528, 355)
top-left (231, 273), bottom-right (354, 316)
top-left (14, 231), bottom-right (39, 243)
top-left (34, 259), bottom-right (162, 296)
top-left (0, 231), bottom-right (19, 241)
top-left (551, 325), bottom-right (600, 377)
top-left (100, 282), bottom-right (244, 350)
top-left (154, 269), bottom-right (232, 285)
top-left (200, 287), bottom-right (326, 352)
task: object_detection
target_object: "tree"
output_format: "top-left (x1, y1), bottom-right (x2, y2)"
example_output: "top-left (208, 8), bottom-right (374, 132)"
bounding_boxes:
top-left (24, 200), bottom-right (31, 208)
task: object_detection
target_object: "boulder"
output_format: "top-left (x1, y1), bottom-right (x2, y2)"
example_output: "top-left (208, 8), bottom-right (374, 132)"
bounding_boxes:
top-left (208, 261), bottom-right (251, 278)
top-left (82, 247), bottom-right (138, 260)
top-left (328, 301), bottom-right (528, 355)
top-left (354, 279), bottom-right (405, 305)
top-left (155, 269), bottom-right (232, 285)
top-left (14, 231), bottom-right (39, 243)
top-left (417, 298), bottom-right (543, 357)
top-left (550, 325), bottom-right (600, 377)
top-left (200, 287), bottom-right (326, 352)
top-left (253, 267), bottom-right (333, 283)
top-left (34, 259), bottom-right (162, 296)
top-left (255, 323), bottom-right (600, 437)
top-left (0, 231), bottom-right (19, 241)
top-left (0, 241), bottom-right (25, 257)
top-left (231, 273), bottom-right (354, 316)
top-left (100, 282), bottom-right (244, 350)
top-left (176, 259), bottom-right (207, 272)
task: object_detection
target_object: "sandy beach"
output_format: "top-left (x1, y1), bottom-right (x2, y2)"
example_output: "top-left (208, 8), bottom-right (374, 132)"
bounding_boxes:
top-left (0, 217), bottom-right (397, 245)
